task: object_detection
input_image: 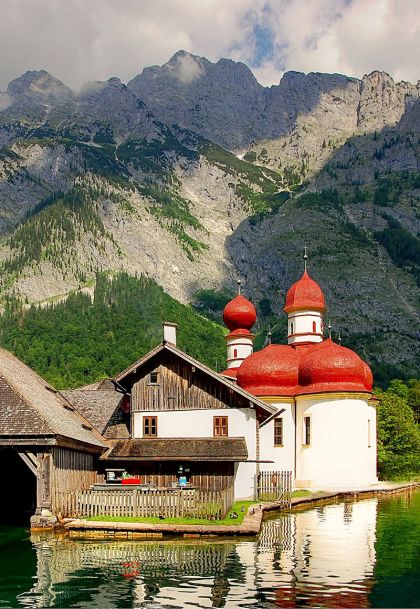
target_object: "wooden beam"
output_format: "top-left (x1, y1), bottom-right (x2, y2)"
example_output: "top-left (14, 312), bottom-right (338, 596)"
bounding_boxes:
top-left (16, 451), bottom-right (40, 478)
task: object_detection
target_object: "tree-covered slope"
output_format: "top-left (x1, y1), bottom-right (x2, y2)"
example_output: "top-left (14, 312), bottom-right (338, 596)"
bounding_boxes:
top-left (0, 273), bottom-right (227, 389)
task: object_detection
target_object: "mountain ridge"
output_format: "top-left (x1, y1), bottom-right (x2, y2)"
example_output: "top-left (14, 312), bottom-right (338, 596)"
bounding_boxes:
top-left (0, 51), bottom-right (418, 382)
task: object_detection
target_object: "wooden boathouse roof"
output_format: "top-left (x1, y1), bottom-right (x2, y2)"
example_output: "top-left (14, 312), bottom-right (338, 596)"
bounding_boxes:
top-left (0, 347), bottom-right (107, 450)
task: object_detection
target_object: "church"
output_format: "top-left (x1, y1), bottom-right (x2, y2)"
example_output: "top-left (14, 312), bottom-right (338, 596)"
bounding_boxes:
top-left (220, 261), bottom-right (378, 492)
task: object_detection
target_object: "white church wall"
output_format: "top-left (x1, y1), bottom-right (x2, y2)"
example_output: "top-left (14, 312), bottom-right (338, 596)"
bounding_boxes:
top-left (258, 402), bottom-right (295, 473)
top-left (226, 336), bottom-right (253, 369)
top-left (295, 395), bottom-right (378, 488)
top-left (287, 309), bottom-right (323, 344)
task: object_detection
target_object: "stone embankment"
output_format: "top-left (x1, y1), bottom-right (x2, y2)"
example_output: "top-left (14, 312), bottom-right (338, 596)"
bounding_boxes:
top-left (65, 482), bottom-right (418, 539)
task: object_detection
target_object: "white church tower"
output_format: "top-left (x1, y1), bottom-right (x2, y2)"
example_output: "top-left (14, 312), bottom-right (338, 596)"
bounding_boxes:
top-left (220, 280), bottom-right (257, 380)
top-left (284, 250), bottom-right (326, 344)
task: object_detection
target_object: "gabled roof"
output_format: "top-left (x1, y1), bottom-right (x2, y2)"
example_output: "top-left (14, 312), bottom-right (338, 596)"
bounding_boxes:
top-left (0, 348), bottom-right (107, 450)
top-left (115, 342), bottom-right (277, 416)
top-left (61, 388), bottom-right (123, 435)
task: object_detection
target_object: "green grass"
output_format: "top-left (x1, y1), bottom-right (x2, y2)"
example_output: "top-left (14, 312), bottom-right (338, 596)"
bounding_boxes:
top-left (85, 501), bottom-right (256, 526)
top-left (291, 490), bottom-right (313, 498)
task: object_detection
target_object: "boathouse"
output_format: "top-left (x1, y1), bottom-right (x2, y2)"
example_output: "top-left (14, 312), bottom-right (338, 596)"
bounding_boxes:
top-left (0, 348), bottom-right (107, 526)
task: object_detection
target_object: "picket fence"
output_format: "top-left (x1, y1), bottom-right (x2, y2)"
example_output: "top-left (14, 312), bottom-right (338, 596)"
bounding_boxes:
top-left (54, 485), bottom-right (235, 521)
top-left (256, 470), bottom-right (293, 506)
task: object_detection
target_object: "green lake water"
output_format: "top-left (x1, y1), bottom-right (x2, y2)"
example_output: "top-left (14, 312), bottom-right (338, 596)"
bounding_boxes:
top-left (0, 490), bottom-right (418, 608)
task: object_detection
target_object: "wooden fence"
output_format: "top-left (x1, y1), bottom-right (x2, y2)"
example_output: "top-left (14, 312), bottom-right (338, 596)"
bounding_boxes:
top-left (256, 470), bottom-right (293, 507)
top-left (55, 485), bottom-right (235, 521)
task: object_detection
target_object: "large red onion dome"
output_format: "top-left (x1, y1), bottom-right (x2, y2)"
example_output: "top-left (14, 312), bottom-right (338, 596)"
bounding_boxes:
top-left (298, 338), bottom-right (372, 393)
top-left (236, 344), bottom-right (299, 396)
top-left (284, 270), bottom-right (326, 313)
top-left (223, 294), bottom-right (257, 331)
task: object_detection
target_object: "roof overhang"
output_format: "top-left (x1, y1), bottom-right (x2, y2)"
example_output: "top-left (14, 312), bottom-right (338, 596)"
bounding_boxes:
top-left (101, 437), bottom-right (249, 462)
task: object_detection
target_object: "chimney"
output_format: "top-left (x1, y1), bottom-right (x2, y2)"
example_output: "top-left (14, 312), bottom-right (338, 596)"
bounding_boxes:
top-left (162, 322), bottom-right (177, 346)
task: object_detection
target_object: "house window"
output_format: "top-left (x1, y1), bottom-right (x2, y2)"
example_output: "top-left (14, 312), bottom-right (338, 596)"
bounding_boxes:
top-left (143, 416), bottom-right (157, 437)
top-left (303, 416), bottom-right (311, 445)
top-left (312, 321), bottom-right (317, 333)
top-left (274, 418), bottom-right (283, 446)
top-left (214, 416), bottom-right (228, 437)
top-left (149, 371), bottom-right (159, 384)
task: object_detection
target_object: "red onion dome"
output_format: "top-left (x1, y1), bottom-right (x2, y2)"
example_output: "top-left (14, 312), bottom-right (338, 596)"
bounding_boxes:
top-left (298, 338), bottom-right (372, 394)
top-left (284, 270), bottom-right (326, 313)
top-left (236, 344), bottom-right (299, 396)
top-left (223, 294), bottom-right (257, 331)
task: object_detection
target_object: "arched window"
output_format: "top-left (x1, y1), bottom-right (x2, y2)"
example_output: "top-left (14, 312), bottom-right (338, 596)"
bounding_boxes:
top-left (312, 321), bottom-right (316, 333)
top-left (233, 348), bottom-right (238, 358)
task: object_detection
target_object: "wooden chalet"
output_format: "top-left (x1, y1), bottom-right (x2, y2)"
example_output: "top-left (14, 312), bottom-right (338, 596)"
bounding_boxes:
top-left (64, 334), bottom-right (277, 498)
top-left (0, 348), bottom-right (107, 526)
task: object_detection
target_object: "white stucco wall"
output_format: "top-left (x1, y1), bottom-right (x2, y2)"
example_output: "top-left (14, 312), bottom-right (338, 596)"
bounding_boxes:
top-left (295, 396), bottom-right (377, 488)
top-left (259, 402), bottom-right (295, 473)
top-left (133, 407), bottom-right (258, 499)
top-left (226, 336), bottom-right (253, 369)
top-left (287, 309), bottom-right (323, 344)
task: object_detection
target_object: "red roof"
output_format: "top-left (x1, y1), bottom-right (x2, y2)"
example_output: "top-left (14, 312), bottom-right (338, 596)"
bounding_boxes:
top-left (236, 339), bottom-right (373, 397)
top-left (236, 344), bottom-right (300, 396)
top-left (220, 367), bottom-right (239, 379)
top-left (284, 270), bottom-right (326, 313)
top-left (223, 294), bottom-right (257, 331)
top-left (298, 338), bottom-right (373, 394)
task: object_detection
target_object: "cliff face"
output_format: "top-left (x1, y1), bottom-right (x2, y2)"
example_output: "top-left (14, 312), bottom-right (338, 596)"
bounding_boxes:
top-left (0, 53), bottom-right (419, 379)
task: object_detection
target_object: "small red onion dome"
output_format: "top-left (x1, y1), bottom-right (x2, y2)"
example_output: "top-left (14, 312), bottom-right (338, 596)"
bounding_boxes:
top-left (284, 270), bottom-right (326, 313)
top-left (298, 338), bottom-right (373, 394)
top-left (223, 294), bottom-right (257, 331)
top-left (236, 344), bottom-right (299, 396)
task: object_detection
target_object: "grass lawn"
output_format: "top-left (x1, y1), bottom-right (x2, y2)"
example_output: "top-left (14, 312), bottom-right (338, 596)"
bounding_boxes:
top-left (86, 501), bottom-right (256, 526)
top-left (291, 490), bottom-right (313, 498)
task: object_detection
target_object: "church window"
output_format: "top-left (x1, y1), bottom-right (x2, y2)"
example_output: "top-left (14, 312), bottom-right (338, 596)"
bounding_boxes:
top-left (312, 321), bottom-right (316, 333)
top-left (233, 348), bottom-right (238, 358)
top-left (274, 418), bottom-right (283, 446)
top-left (303, 417), bottom-right (311, 445)
top-left (368, 420), bottom-right (371, 447)
top-left (290, 322), bottom-right (294, 334)
top-left (214, 416), bottom-right (228, 437)
top-left (143, 416), bottom-right (157, 437)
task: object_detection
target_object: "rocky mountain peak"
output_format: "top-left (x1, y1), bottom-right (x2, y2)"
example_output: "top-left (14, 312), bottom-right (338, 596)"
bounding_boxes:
top-left (7, 70), bottom-right (73, 99)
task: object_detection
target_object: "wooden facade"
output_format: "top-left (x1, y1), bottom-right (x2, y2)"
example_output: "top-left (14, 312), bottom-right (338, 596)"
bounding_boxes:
top-left (129, 353), bottom-right (252, 412)
top-left (101, 461), bottom-right (234, 492)
top-left (51, 447), bottom-right (102, 516)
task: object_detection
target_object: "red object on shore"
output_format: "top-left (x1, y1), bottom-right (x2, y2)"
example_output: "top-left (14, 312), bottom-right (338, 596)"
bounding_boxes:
top-left (122, 477), bottom-right (141, 485)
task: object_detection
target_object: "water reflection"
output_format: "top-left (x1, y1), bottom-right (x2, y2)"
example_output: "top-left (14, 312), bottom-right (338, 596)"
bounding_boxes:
top-left (7, 496), bottom-right (403, 608)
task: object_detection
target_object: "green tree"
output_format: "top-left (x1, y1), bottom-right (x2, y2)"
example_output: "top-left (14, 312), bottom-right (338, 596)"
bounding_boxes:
top-left (376, 390), bottom-right (420, 479)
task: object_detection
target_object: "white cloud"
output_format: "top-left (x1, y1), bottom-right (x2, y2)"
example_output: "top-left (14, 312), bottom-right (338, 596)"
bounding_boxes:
top-left (0, 0), bottom-right (418, 91)
top-left (171, 53), bottom-right (204, 84)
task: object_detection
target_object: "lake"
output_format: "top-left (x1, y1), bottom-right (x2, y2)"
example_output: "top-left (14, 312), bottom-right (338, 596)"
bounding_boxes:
top-left (0, 489), bottom-right (418, 608)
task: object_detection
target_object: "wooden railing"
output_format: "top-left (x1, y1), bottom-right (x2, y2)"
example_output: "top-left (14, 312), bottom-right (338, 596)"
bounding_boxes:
top-left (256, 470), bottom-right (293, 507)
top-left (54, 485), bottom-right (235, 521)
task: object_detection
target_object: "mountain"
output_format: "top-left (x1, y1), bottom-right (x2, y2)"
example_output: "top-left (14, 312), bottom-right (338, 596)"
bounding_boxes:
top-left (0, 53), bottom-right (418, 384)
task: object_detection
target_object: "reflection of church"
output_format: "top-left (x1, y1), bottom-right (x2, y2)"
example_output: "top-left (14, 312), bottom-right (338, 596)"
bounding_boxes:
top-left (24, 498), bottom-right (378, 608)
